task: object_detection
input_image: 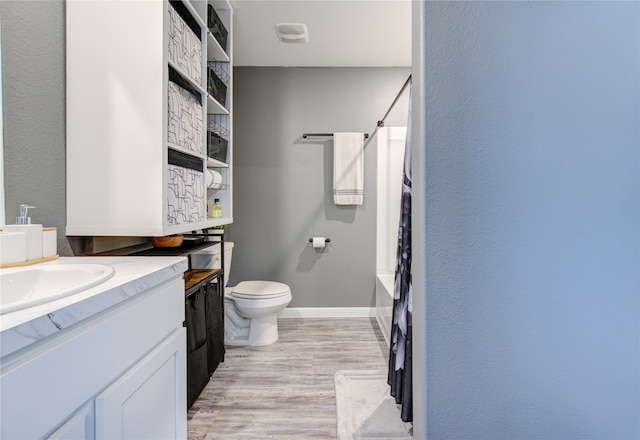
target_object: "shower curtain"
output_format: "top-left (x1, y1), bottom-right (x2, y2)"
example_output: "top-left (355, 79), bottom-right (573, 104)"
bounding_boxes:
top-left (388, 87), bottom-right (412, 423)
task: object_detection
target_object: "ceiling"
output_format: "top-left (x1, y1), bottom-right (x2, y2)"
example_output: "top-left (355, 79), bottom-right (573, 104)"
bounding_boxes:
top-left (230, 0), bottom-right (412, 67)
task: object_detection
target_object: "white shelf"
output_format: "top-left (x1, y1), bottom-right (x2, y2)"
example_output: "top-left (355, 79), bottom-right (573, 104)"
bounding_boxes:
top-left (207, 94), bottom-right (228, 115)
top-left (211, 0), bottom-right (232, 11)
top-left (168, 142), bottom-right (206, 159)
top-left (183, 0), bottom-right (207, 29)
top-left (207, 32), bottom-right (230, 62)
top-left (164, 217), bottom-right (233, 235)
top-left (168, 60), bottom-right (206, 94)
top-left (207, 183), bottom-right (229, 191)
top-left (207, 157), bottom-right (229, 168)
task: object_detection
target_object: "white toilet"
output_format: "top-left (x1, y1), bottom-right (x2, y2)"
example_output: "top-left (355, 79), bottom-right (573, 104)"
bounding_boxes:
top-left (191, 241), bottom-right (292, 346)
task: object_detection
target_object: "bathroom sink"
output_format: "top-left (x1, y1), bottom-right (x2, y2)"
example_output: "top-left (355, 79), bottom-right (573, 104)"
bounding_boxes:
top-left (0, 264), bottom-right (115, 315)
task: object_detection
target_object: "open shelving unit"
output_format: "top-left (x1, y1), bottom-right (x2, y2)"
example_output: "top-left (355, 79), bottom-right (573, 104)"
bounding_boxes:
top-left (66, 0), bottom-right (233, 237)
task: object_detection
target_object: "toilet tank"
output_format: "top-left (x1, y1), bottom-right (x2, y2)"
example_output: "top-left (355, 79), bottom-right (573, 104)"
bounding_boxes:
top-left (191, 241), bottom-right (234, 278)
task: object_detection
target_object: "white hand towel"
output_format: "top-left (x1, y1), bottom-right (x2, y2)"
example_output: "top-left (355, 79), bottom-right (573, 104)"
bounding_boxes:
top-left (333, 132), bottom-right (364, 205)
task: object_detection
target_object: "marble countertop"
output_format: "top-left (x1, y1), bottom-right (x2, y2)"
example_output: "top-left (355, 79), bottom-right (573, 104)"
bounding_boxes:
top-left (0, 256), bottom-right (188, 359)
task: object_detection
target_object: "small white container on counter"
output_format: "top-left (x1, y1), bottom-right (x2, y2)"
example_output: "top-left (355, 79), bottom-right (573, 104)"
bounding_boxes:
top-left (0, 231), bottom-right (27, 266)
top-left (42, 227), bottom-right (57, 258)
top-left (3, 224), bottom-right (42, 261)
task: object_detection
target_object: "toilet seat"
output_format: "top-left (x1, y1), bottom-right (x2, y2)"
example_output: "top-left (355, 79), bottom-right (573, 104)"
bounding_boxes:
top-left (230, 281), bottom-right (291, 300)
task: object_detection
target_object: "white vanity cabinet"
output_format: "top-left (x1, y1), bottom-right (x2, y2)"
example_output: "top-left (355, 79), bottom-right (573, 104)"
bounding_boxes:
top-left (66, 0), bottom-right (233, 237)
top-left (95, 330), bottom-right (185, 439)
top-left (49, 403), bottom-right (95, 440)
top-left (0, 270), bottom-right (187, 439)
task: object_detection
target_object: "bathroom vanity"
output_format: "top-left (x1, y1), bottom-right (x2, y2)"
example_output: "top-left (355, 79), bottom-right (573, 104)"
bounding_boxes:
top-left (0, 256), bottom-right (188, 439)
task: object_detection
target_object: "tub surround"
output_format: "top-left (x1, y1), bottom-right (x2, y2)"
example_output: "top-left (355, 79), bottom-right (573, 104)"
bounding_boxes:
top-left (375, 126), bottom-right (407, 346)
top-left (375, 272), bottom-right (394, 346)
top-left (1, 256), bottom-right (187, 357)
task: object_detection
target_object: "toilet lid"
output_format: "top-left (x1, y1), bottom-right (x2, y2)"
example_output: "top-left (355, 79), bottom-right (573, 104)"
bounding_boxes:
top-left (230, 281), bottom-right (290, 300)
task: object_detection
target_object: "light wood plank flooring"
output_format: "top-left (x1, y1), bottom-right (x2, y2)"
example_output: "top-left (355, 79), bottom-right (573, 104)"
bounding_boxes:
top-left (187, 317), bottom-right (389, 439)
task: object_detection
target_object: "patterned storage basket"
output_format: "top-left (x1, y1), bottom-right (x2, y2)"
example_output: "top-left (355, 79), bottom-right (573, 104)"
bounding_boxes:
top-left (167, 149), bottom-right (205, 225)
top-left (168, 2), bottom-right (202, 85)
top-left (168, 79), bottom-right (203, 154)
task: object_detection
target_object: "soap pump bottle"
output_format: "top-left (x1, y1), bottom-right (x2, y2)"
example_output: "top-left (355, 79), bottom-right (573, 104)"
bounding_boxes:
top-left (4, 204), bottom-right (43, 261)
top-left (16, 204), bottom-right (35, 224)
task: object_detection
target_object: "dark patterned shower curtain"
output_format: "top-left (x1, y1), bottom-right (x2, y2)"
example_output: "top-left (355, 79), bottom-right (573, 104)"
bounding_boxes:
top-left (388, 87), bottom-right (412, 423)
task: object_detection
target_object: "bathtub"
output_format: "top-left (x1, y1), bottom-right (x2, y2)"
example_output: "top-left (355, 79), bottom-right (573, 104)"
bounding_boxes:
top-left (375, 272), bottom-right (394, 346)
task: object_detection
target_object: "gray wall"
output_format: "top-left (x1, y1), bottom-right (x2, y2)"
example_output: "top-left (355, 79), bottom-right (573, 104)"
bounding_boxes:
top-left (229, 67), bottom-right (410, 307)
top-left (0, 0), bottom-right (72, 255)
top-left (414, 1), bottom-right (639, 438)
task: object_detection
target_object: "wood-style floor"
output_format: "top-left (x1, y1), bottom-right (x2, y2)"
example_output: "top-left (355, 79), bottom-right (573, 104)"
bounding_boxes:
top-left (187, 317), bottom-right (389, 439)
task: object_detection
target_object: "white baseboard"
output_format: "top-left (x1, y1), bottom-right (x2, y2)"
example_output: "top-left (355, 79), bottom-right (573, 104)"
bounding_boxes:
top-left (278, 307), bottom-right (376, 318)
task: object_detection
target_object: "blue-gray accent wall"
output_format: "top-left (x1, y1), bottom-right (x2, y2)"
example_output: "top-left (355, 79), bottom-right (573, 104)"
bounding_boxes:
top-left (2, 1), bottom-right (638, 437)
top-left (414, 1), bottom-right (640, 438)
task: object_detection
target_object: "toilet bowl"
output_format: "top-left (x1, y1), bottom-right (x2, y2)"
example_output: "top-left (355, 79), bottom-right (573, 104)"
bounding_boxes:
top-left (225, 281), bottom-right (292, 346)
top-left (191, 242), bottom-right (292, 346)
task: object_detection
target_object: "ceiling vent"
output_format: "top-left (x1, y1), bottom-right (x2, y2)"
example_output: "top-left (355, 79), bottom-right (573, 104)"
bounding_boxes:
top-left (274, 23), bottom-right (309, 44)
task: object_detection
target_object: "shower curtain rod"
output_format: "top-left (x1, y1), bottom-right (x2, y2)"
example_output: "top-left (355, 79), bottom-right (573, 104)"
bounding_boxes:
top-left (377, 74), bottom-right (412, 128)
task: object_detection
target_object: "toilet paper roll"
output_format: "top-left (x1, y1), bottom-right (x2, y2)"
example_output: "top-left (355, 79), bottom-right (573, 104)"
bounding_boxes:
top-left (212, 170), bottom-right (222, 185)
top-left (312, 237), bottom-right (326, 249)
top-left (206, 169), bottom-right (223, 188)
top-left (205, 169), bottom-right (213, 188)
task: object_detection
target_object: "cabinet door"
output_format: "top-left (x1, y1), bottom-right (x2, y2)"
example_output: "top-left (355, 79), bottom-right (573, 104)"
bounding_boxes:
top-left (95, 329), bottom-right (186, 440)
top-left (48, 402), bottom-right (95, 440)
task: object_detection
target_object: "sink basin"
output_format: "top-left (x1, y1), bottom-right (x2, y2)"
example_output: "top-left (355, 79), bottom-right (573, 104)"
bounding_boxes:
top-left (0, 264), bottom-right (115, 315)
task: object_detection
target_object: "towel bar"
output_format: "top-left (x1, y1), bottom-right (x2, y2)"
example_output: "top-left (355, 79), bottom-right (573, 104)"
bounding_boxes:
top-left (303, 133), bottom-right (369, 140)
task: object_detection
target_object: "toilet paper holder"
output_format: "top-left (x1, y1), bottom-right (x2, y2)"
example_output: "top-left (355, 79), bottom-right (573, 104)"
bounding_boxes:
top-left (308, 237), bottom-right (331, 243)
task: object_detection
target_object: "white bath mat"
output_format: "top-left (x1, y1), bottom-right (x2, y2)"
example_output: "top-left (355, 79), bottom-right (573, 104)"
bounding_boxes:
top-left (334, 370), bottom-right (413, 439)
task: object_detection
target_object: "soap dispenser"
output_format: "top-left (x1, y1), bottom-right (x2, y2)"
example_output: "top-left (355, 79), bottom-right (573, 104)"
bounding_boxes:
top-left (15, 204), bottom-right (35, 224)
top-left (4, 205), bottom-right (43, 261)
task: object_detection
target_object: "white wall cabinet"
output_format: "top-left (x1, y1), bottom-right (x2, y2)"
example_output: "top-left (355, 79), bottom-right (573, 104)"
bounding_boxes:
top-left (0, 278), bottom-right (187, 439)
top-left (66, 0), bottom-right (233, 237)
